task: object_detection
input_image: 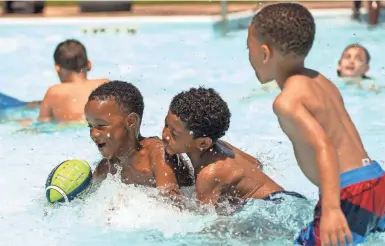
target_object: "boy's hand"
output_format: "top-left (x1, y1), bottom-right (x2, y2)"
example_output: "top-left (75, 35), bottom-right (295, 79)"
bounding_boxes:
top-left (320, 208), bottom-right (353, 246)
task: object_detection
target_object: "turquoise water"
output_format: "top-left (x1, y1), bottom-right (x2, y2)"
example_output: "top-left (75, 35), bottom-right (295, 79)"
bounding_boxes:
top-left (1, 10), bottom-right (385, 245)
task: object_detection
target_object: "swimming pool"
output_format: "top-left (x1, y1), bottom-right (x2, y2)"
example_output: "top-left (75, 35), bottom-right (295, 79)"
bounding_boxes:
top-left (1, 9), bottom-right (385, 245)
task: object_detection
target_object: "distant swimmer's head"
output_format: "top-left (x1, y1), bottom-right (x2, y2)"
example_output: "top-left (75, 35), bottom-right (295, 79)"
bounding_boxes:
top-left (162, 87), bottom-right (231, 155)
top-left (337, 44), bottom-right (370, 79)
top-left (53, 39), bottom-right (91, 80)
top-left (248, 3), bottom-right (315, 84)
top-left (85, 81), bottom-right (144, 159)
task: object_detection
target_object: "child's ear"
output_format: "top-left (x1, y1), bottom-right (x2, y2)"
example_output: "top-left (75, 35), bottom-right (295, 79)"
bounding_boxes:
top-left (261, 44), bottom-right (271, 64)
top-left (87, 60), bottom-right (92, 72)
top-left (125, 113), bottom-right (140, 129)
top-left (54, 64), bottom-right (61, 73)
top-left (196, 137), bottom-right (213, 151)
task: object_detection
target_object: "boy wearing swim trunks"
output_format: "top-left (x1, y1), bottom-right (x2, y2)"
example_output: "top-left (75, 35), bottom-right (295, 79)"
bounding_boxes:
top-left (162, 87), bottom-right (305, 214)
top-left (248, 3), bottom-right (385, 245)
top-left (85, 81), bottom-right (193, 196)
top-left (38, 39), bottom-right (109, 123)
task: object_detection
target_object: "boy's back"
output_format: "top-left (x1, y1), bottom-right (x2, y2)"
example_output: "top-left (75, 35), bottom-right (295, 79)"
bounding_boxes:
top-left (40, 79), bottom-right (108, 122)
top-left (195, 140), bottom-right (283, 205)
top-left (274, 69), bottom-right (369, 185)
top-left (38, 39), bottom-right (108, 123)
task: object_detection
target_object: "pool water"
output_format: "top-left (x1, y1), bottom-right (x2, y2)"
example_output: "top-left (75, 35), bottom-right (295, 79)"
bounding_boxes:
top-left (1, 10), bottom-right (385, 245)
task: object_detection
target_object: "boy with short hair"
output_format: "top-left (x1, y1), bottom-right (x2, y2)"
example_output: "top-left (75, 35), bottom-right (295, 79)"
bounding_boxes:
top-left (162, 87), bottom-right (305, 214)
top-left (85, 80), bottom-right (193, 195)
top-left (38, 39), bottom-right (109, 123)
top-left (248, 3), bottom-right (385, 245)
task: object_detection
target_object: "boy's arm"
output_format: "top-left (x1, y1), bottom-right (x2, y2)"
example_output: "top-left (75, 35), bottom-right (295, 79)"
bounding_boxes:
top-left (150, 143), bottom-right (182, 197)
top-left (37, 88), bottom-right (55, 123)
top-left (92, 158), bottom-right (109, 182)
top-left (274, 96), bottom-right (352, 244)
top-left (195, 164), bottom-right (236, 206)
top-left (195, 169), bottom-right (223, 205)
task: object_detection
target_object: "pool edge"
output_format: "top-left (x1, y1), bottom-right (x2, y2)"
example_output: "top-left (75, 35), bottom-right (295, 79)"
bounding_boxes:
top-left (0, 8), bottom-right (366, 25)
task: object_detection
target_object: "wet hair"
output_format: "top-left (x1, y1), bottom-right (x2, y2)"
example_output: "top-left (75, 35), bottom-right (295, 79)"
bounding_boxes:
top-left (88, 80), bottom-right (144, 120)
top-left (337, 44), bottom-right (371, 78)
top-left (169, 87), bottom-right (231, 142)
top-left (251, 3), bottom-right (315, 57)
top-left (53, 39), bottom-right (88, 73)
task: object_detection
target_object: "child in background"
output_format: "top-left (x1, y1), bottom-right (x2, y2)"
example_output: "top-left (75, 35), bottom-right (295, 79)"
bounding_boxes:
top-left (337, 44), bottom-right (383, 93)
top-left (337, 43), bottom-right (371, 80)
top-left (38, 39), bottom-right (108, 123)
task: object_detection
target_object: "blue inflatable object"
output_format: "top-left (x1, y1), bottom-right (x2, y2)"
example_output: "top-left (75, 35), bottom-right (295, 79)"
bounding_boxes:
top-left (0, 92), bottom-right (26, 110)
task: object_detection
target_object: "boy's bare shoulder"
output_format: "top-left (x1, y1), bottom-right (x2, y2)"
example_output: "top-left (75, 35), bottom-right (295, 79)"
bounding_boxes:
top-left (197, 159), bottom-right (241, 188)
top-left (205, 156), bottom-right (239, 177)
top-left (44, 83), bottom-right (67, 99)
top-left (46, 83), bottom-right (63, 92)
top-left (140, 137), bottom-right (165, 157)
top-left (47, 82), bottom-right (75, 92)
top-left (273, 73), bottom-right (321, 114)
top-left (89, 78), bottom-right (109, 85)
top-left (141, 137), bottom-right (164, 148)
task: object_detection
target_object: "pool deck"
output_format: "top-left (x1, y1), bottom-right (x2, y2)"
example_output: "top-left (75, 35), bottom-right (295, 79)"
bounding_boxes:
top-left (1, 1), bottom-right (383, 18)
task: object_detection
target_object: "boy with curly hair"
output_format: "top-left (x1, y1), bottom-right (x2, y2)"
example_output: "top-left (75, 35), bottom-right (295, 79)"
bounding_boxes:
top-left (248, 3), bottom-right (385, 245)
top-left (85, 81), bottom-right (193, 195)
top-left (162, 87), bottom-right (305, 214)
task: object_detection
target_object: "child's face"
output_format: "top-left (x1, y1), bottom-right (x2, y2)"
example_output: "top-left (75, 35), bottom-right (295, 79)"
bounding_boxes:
top-left (162, 111), bottom-right (196, 155)
top-left (85, 99), bottom-right (129, 159)
top-left (337, 47), bottom-right (369, 78)
top-left (247, 26), bottom-right (274, 84)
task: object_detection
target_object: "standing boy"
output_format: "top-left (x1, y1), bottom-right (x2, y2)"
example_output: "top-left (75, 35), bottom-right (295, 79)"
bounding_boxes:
top-left (248, 3), bottom-right (385, 245)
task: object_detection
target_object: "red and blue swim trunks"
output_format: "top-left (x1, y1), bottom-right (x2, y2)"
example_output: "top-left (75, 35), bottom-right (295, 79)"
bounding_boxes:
top-left (295, 160), bottom-right (385, 246)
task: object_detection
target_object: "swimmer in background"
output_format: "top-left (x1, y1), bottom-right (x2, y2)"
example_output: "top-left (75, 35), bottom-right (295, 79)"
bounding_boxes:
top-left (162, 87), bottom-right (305, 215)
top-left (336, 43), bottom-right (382, 93)
top-left (85, 81), bottom-right (194, 197)
top-left (352, 1), bottom-right (381, 26)
top-left (248, 3), bottom-right (385, 245)
top-left (38, 39), bottom-right (109, 123)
